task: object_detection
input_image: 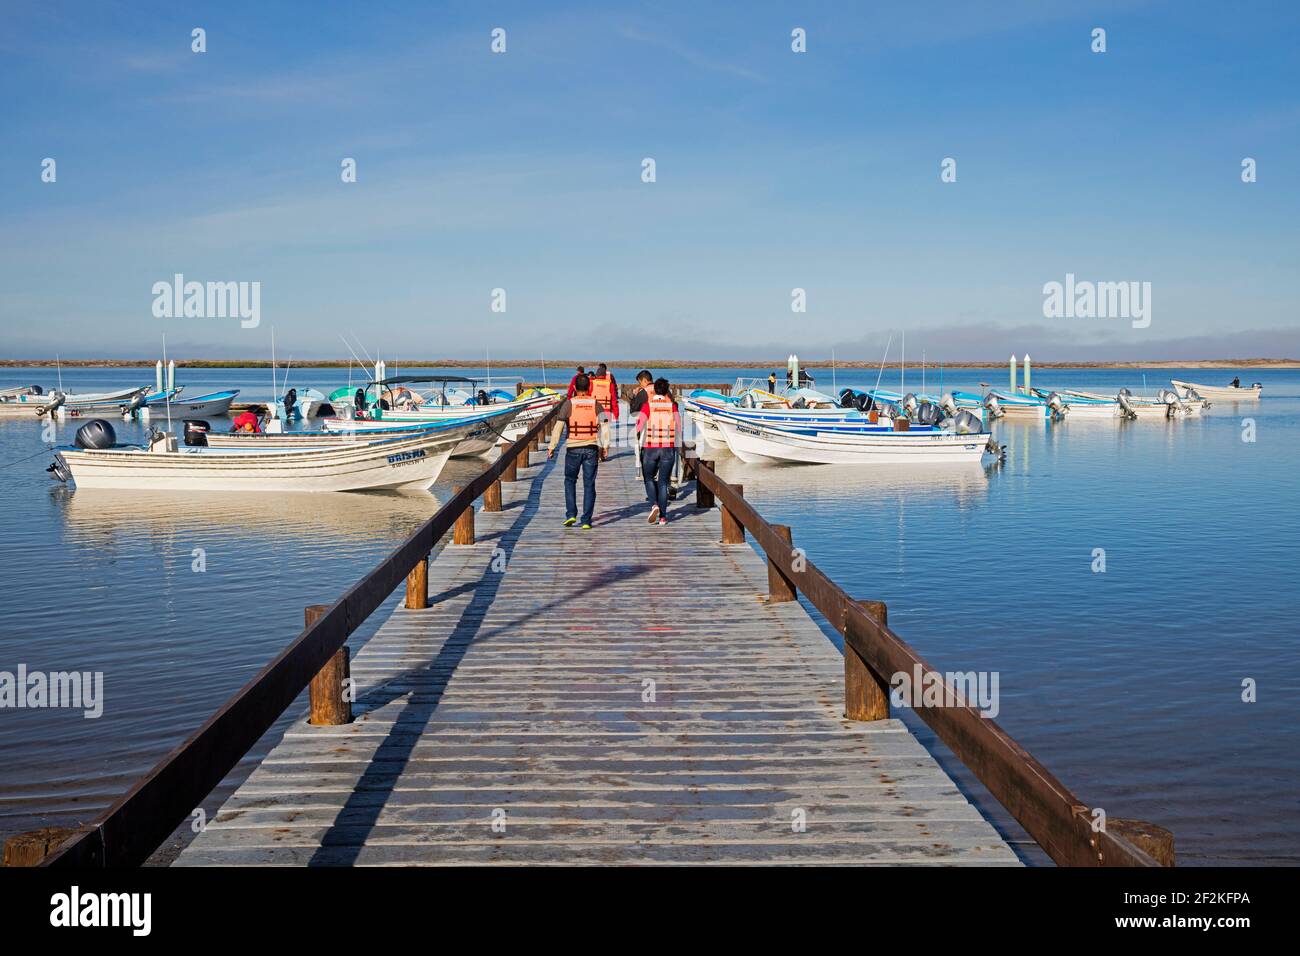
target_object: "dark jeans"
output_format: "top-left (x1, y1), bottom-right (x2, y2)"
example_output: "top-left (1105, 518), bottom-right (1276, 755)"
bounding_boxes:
top-left (564, 444), bottom-right (599, 524)
top-left (642, 446), bottom-right (676, 515)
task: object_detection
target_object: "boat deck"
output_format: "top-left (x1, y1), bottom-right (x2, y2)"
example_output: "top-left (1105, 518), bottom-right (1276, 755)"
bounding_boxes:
top-left (175, 444), bottom-right (1017, 866)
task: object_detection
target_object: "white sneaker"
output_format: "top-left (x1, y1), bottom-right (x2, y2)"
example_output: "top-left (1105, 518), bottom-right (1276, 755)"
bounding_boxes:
top-left (648, 505), bottom-right (660, 523)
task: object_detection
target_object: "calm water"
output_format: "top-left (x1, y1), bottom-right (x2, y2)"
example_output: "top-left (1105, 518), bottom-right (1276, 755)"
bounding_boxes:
top-left (1, 364), bottom-right (1296, 865)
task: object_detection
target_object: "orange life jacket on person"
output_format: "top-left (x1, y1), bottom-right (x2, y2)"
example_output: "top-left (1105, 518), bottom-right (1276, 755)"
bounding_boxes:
top-left (591, 374), bottom-right (614, 411)
top-left (645, 394), bottom-right (677, 446)
top-left (568, 396), bottom-right (600, 441)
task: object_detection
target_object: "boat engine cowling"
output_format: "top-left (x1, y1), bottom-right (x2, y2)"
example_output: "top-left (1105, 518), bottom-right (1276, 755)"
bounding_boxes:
top-left (854, 392), bottom-right (875, 412)
top-left (38, 390), bottom-right (67, 417)
top-left (1117, 390), bottom-right (1138, 419)
top-left (983, 394), bottom-right (1004, 418)
top-left (74, 419), bottom-right (117, 449)
top-left (124, 391), bottom-right (147, 414)
top-left (915, 401), bottom-right (942, 426)
top-left (1045, 392), bottom-right (1068, 417)
top-left (839, 388), bottom-right (857, 409)
top-left (282, 388), bottom-right (298, 417)
top-left (951, 409), bottom-right (983, 435)
top-left (183, 419), bottom-right (210, 446)
top-left (940, 393), bottom-right (959, 417)
top-left (901, 393), bottom-right (918, 415)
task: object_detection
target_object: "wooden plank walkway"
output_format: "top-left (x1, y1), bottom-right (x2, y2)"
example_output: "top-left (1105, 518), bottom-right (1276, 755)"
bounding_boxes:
top-left (176, 443), bottom-right (1018, 865)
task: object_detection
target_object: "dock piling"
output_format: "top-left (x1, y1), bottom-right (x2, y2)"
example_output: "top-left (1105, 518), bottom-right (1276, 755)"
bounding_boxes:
top-left (500, 442), bottom-right (519, 482)
top-left (3, 827), bottom-right (79, 867)
top-left (405, 557), bottom-right (429, 609)
top-left (844, 600), bottom-right (890, 721)
top-left (767, 524), bottom-right (796, 602)
top-left (452, 485), bottom-right (476, 544)
top-left (720, 483), bottom-right (745, 543)
top-left (483, 478), bottom-right (502, 513)
top-left (1109, 819), bottom-right (1175, 866)
top-left (305, 604), bottom-right (351, 726)
top-left (696, 460), bottom-right (716, 508)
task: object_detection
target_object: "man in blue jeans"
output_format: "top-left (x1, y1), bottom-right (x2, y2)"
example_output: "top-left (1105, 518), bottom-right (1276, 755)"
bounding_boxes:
top-left (635, 378), bottom-right (682, 525)
top-left (547, 373), bottom-right (610, 528)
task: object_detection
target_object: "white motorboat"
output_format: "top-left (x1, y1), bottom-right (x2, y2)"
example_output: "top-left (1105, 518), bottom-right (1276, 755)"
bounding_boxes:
top-left (712, 416), bottom-right (993, 465)
top-left (0, 385), bottom-right (149, 418)
top-left (142, 389), bottom-right (240, 419)
top-left (1171, 379), bottom-right (1262, 401)
top-left (49, 424), bottom-right (461, 492)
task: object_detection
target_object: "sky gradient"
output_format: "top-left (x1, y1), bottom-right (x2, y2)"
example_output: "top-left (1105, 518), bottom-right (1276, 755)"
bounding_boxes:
top-left (1, 0), bottom-right (1297, 361)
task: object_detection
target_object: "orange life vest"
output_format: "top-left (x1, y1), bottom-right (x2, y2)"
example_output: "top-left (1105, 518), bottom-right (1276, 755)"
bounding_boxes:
top-left (568, 396), bottom-right (600, 441)
top-left (645, 394), bottom-right (677, 446)
top-left (591, 374), bottom-right (614, 410)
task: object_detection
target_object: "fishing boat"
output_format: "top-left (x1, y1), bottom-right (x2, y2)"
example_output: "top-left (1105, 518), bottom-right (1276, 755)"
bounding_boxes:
top-left (48, 422), bottom-right (461, 493)
top-left (273, 387), bottom-right (328, 420)
top-left (141, 389), bottom-right (241, 419)
top-left (320, 404), bottom-right (526, 457)
top-left (1029, 388), bottom-right (1124, 419)
top-left (984, 390), bottom-right (1055, 420)
top-left (202, 410), bottom-right (509, 455)
top-left (0, 386), bottom-right (151, 418)
top-left (711, 414), bottom-right (993, 466)
top-left (1171, 379), bottom-right (1262, 401)
top-left (1058, 388), bottom-right (1203, 419)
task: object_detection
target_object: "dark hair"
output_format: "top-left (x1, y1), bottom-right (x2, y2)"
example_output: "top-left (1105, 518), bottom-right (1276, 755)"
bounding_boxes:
top-left (637, 369), bottom-right (653, 383)
top-left (574, 374), bottom-right (591, 394)
top-left (654, 377), bottom-right (670, 396)
top-left (576, 366), bottom-right (585, 374)
top-left (597, 363), bottom-right (608, 374)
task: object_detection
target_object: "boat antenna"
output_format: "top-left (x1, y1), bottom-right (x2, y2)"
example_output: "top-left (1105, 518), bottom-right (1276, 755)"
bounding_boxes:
top-left (922, 350), bottom-right (926, 395)
top-left (486, 348), bottom-right (492, 388)
top-left (831, 347), bottom-right (837, 391)
top-left (901, 329), bottom-right (905, 394)
top-left (541, 350), bottom-right (547, 386)
top-left (56, 353), bottom-right (63, 392)
top-left (271, 327), bottom-right (277, 400)
top-left (872, 333), bottom-right (893, 397)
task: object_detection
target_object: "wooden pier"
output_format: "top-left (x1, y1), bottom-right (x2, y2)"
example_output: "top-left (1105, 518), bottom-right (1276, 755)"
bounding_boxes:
top-left (31, 406), bottom-right (1172, 868)
top-left (174, 444), bottom-right (1015, 865)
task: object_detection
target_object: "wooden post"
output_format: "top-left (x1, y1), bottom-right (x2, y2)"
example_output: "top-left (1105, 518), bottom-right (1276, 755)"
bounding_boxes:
top-left (696, 460), bottom-right (716, 509)
top-left (845, 600), bottom-right (890, 721)
top-left (720, 483), bottom-right (745, 543)
top-left (306, 604), bottom-right (351, 726)
top-left (483, 478), bottom-right (502, 512)
top-left (1109, 819), bottom-right (1175, 866)
top-left (2, 827), bottom-right (78, 867)
top-left (501, 444), bottom-right (519, 482)
top-left (453, 485), bottom-right (476, 545)
top-left (405, 556), bottom-right (428, 609)
top-left (767, 524), bottom-right (796, 602)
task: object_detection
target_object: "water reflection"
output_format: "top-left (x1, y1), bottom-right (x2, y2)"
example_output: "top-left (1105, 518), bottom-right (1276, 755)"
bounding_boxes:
top-left (715, 459), bottom-right (991, 509)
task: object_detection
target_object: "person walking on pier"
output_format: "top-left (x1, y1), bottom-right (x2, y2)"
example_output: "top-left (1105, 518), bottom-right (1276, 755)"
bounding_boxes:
top-left (549, 373), bottom-right (609, 529)
top-left (590, 363), bottom-right (618, 461)
top-left (636, 377), bottom-right (682, 525)
top-left (629, 369), bottom-right (655, 486)
top-left (565, 366), bottom-right (586, 397)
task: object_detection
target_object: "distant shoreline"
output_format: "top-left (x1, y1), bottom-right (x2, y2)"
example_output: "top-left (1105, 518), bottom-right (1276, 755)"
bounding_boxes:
top-left (2, 358), bottom-right (1297, 370)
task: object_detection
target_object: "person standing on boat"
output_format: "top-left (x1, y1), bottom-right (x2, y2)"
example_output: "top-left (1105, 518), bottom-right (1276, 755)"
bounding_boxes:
top-left (768, 372), bottom-right (777, 393)
top-left (1231, 376), bottom-right (1241, 388)
top-left (636, 378), bottom-right (682, 525)
top-left (589, 363), bottom-right (618, 461)
top-left (548, 373), bottom-right (610, 529)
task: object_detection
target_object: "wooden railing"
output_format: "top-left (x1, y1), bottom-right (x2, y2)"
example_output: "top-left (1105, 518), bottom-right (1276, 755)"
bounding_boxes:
top-left (34, 406), bottom-right (561, 868)
top-left (687, 457), bottom-right (1174, 868)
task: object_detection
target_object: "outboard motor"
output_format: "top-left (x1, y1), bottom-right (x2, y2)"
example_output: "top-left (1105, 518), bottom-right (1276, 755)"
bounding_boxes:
top-left (915, 401), bottom-right (942, 426)
top-left (1116, 389), bottom-right (1138, 420)
top-left (37, 390), bottom-right (66, 417)
top-left (901, 393), bottom-right (918, 416)
top-left (1045, 392), bottom-right (1069, 419)
top-left (46, 452), bottom-right (72, 483)
top-left (31, 385), bottom-right (44, 396)
top-left (282, 388), bottom-right (298, 419)
top-left (940, 393), bottom-right (959, 418)
top-left (183, 419), bottom-right (210, 446)
top-left (983, 393), bottom-right (1004, 419)
top-left (881, 402), bottom-right (904, 422)
top-left (839, 388), bottom-right (857, 409)
top-left (74, 419), bottom-right (117, 449)
top-left (1158, 387), bottom-right (1185, 416)
top-left (122, 390), bottom-right (147, 416)
top-left (854, 392), bottom-right (875, 412)
top-left (952, 409), bottom-right (983, 435)
top-left (791, 396), bottom-right (807, 409)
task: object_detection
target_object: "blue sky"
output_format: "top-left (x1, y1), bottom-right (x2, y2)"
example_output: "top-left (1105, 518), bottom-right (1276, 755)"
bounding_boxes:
top-left (1, 0), bottom-right (1297, 360)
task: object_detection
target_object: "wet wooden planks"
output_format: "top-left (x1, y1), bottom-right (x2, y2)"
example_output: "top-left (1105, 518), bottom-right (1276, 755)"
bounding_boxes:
top-left (176, 444), bottom-right (1017, 866)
